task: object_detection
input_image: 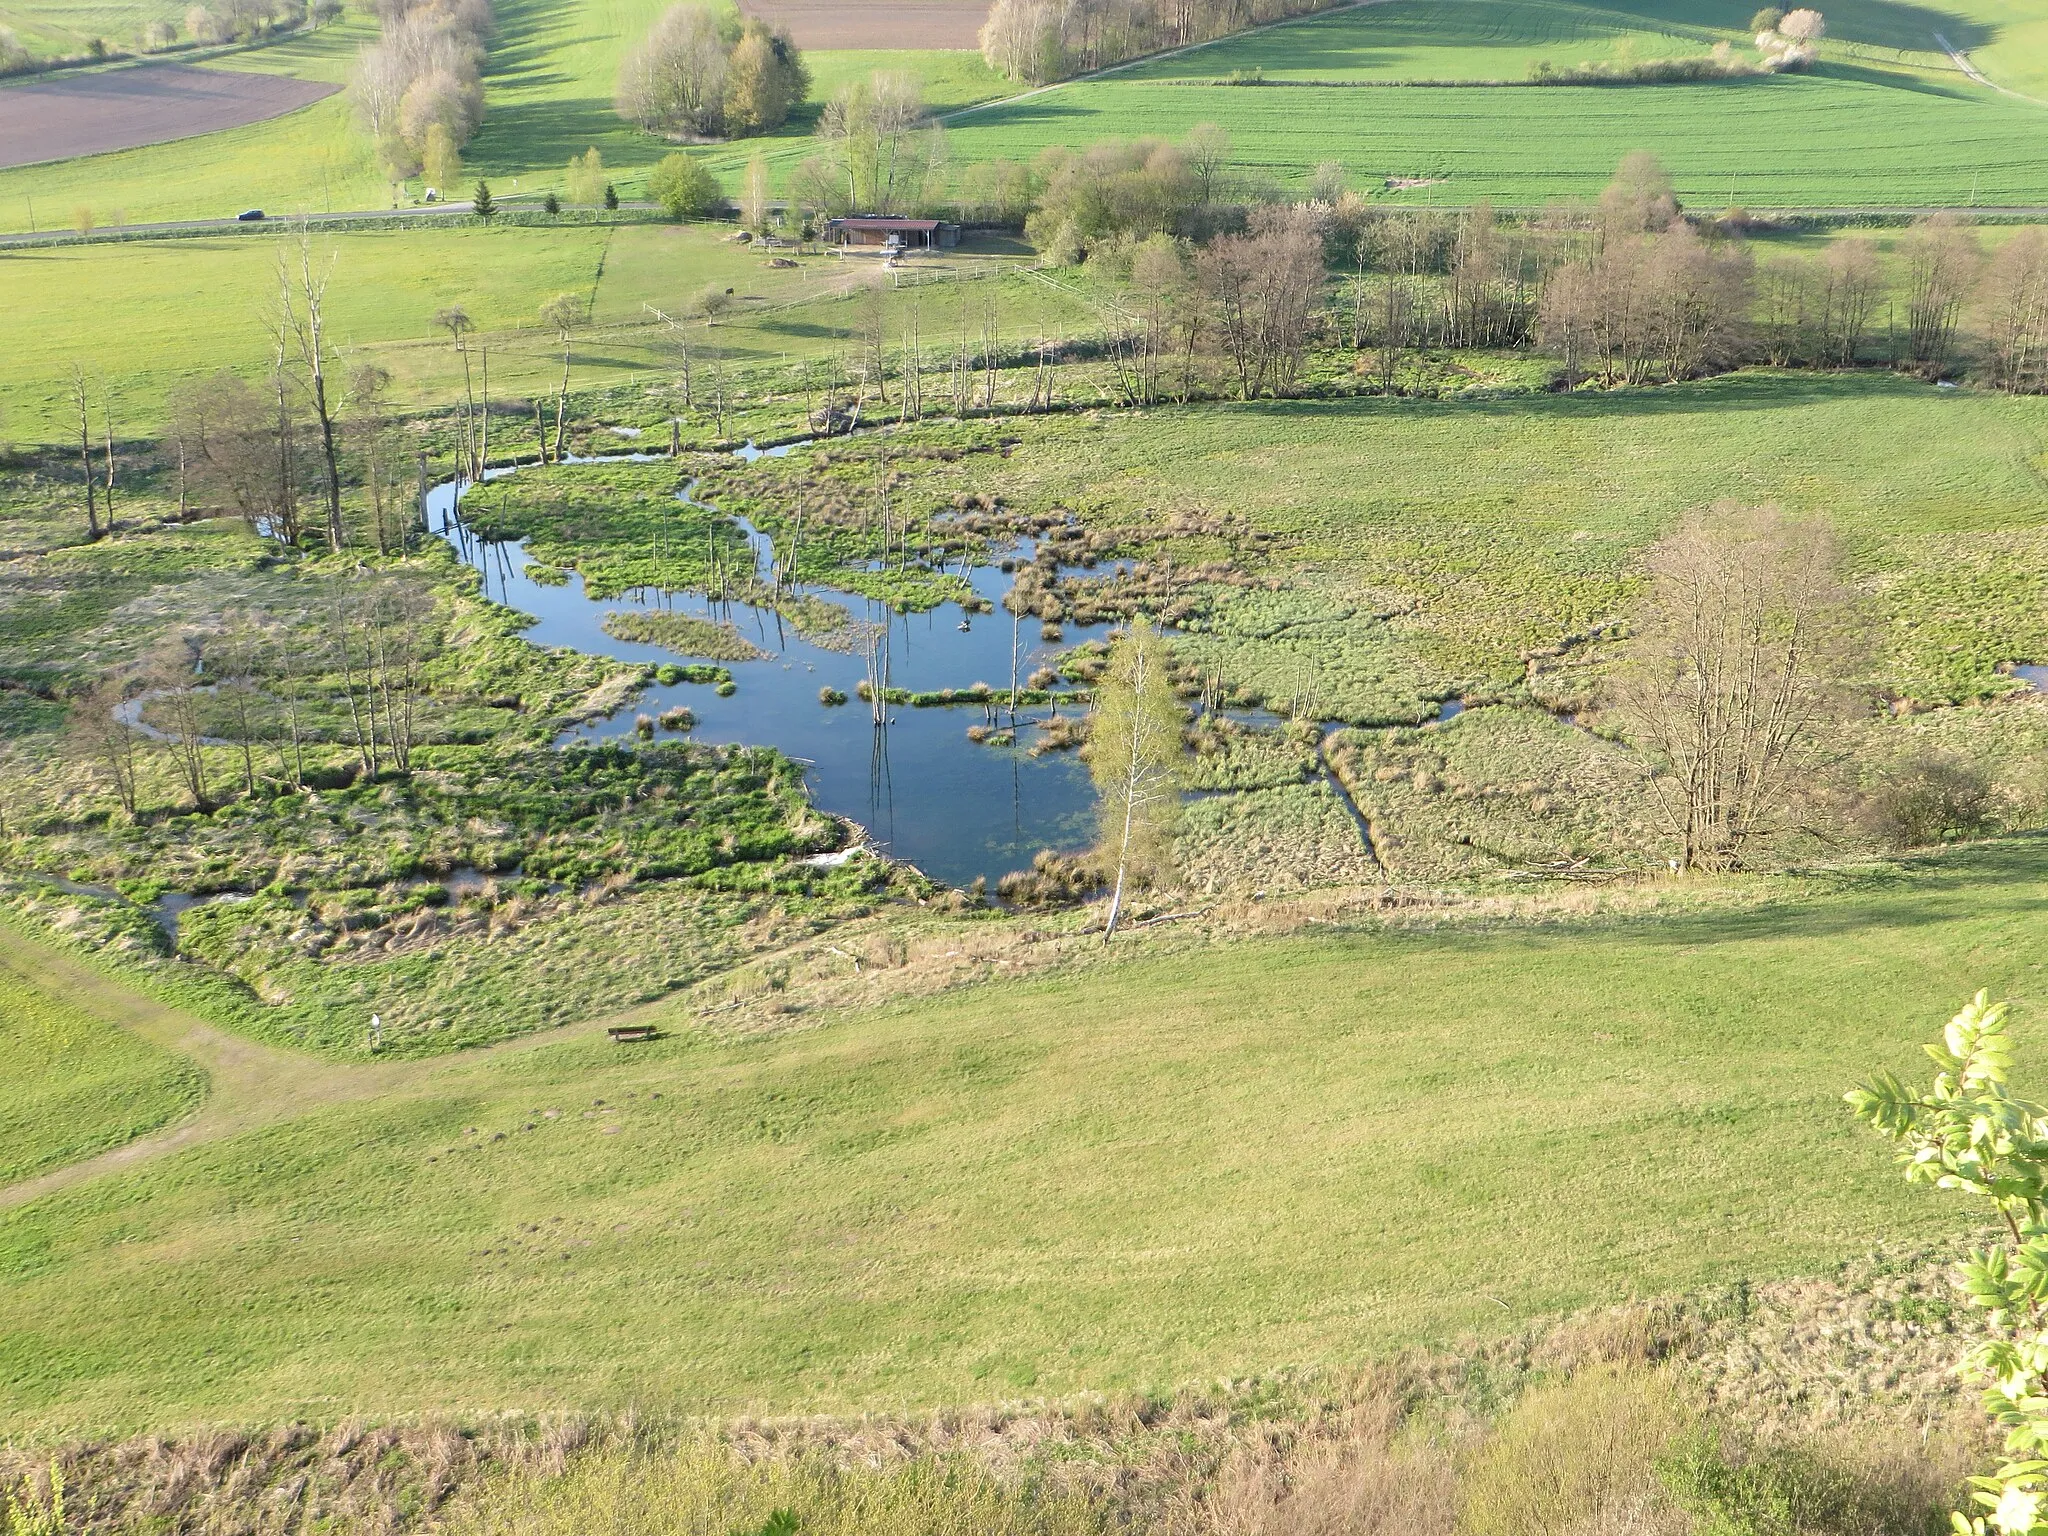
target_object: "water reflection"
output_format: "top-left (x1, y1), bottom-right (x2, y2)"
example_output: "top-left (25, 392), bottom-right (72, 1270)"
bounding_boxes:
top-left (429, 453), bottom-right (1116, 890)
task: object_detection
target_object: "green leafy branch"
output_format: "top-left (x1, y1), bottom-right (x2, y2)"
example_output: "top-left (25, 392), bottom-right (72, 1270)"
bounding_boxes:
top-left (1848, 992), bottom-right (2048, 1536)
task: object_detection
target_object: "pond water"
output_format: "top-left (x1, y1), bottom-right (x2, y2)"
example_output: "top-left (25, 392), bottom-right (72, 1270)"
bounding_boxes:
top-left (429, 451), bottom-right (1124, 891)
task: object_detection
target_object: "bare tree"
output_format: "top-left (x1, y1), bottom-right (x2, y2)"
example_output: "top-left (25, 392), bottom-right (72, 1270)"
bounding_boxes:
top-left (1198, 205), bottom-right (1326, 399)
top-left (151, 636), bottom-right (214, 810)
top-left (539, 292), bottom-right (585, 462)
top-left (434, 305), bottom-right (477, 476)
top-left (817, 71), bottom-right (935, 214)
top-left (69, 365), bottom-right (101, 541)
top-left (275, 231), bottom-right (345, 549)
top-left (66, 674), bottom-right (145, 816)
top-left (1536, 257), bottom-right (1599, 389)
top-left (1752, 256), bottom-right (1811, 367)
top-left (1900, 213), bottom-right (1981, 377)
top-left (1610, 503), bottom-right (1858, 870)
top-left (1643, 222), bottom-right (1752, 381)
top-left (1982, 226), bottom-right (2048, 394)
top-left (1598, 150), bottom-right (1677, 242)
top-left (170, 370), bottom-right (301, 544)
top-left (348, 363), bottom-right (407, 553)
top-left (1813, 236), bottom-right (1884, 367)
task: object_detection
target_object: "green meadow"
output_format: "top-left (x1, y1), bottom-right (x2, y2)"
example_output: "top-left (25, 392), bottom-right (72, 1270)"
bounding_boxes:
top-left (945, 70), bottom-right (2048, 204)
top-left (0, 948), bottom-right (203, 1186)
top-left (3, 838), bottom-right (2043, 1435)
top-left (0, 223), bottom-right (1067, 442)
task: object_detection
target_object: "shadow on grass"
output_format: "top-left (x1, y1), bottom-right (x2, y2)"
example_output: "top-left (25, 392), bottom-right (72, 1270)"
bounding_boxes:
top-left (1380, 835), bottom-right (2048, 962)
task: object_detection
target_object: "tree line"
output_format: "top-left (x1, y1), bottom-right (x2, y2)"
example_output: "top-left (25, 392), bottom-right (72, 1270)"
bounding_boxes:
top-left (1013, 140), bottom-right (2048, 398)
top-left (978, 0), bottom-right (1344, 85)
top-left (68, 578), bottom-right (433, 817)
top-left (161, 230), bottom-right (421, 557)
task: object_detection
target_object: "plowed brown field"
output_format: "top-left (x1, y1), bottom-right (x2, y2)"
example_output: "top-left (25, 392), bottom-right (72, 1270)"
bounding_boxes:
top-left (740, 0), bottom-right (990, 49)
top-left (0, 63), bottom-right (336, 170)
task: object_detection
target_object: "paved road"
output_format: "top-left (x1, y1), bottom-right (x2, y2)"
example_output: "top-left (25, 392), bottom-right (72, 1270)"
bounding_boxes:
top-left (0, 200), bottom-right (490, 246)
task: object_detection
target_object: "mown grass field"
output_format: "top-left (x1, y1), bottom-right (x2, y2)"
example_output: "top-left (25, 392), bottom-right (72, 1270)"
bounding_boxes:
top-left (947, 69), bottom-right (2048, 204)
top-left (1119, 0), bottom-right (1747, 84)
top-left (1115, 0), bottom-right (1996, 85)
top-left (0, 0), bottom-right (997, 233)
top-left (0, 223), bottom-right (1059, 442)
top-left (0, 950), bottom-right (204, 1185)
top-left (2, 838), bottom-right (2042, 1435)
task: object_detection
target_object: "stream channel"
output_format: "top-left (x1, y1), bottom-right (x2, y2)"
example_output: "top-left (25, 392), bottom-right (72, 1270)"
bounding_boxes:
top-left (432, 447), bottom-right (1128, 891)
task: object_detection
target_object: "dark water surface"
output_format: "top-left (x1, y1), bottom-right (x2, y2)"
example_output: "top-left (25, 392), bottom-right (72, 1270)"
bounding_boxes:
top-left (430, 451), bottom-right (1119, 890)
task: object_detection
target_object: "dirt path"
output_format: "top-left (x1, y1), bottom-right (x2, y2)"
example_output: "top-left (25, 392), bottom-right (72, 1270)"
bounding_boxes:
top-left (1932, 31), bottom-right (2047, 107)
top-left (0, 923), bottom-right (419, 1212)
top-left (0, 922), bottom-right (623, 1213)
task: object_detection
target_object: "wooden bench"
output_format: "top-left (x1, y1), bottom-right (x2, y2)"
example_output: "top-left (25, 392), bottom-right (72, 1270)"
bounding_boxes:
top-left (607, 1024), bottom-right (658, 1044)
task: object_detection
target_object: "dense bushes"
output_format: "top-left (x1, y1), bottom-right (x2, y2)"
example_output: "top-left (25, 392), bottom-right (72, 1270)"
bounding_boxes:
top-left (647, 151), bottom-right (721, 218)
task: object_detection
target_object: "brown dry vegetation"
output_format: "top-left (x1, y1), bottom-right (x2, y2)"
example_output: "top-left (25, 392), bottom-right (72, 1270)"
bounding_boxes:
top-left (0, 1242), bottom-right (1995, 1536)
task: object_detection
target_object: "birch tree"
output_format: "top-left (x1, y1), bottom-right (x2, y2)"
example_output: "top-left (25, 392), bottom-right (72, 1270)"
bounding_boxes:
top-left (1089, 616), bottom-right (1184, 940)
top-left (539, 292), bottom-right (583, 463)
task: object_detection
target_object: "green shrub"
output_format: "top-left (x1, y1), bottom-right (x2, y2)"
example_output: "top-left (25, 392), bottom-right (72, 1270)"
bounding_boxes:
top-left (1659, 1424), bottom-right (1966, 1536)
top-left (649, 153), bottom-right (722, 221)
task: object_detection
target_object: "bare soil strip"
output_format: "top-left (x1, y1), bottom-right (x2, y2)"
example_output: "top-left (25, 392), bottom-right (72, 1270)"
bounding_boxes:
top-left (0, 63), bottom-right (336, 172)
top-left (740, 0), bottom-right (990, 50)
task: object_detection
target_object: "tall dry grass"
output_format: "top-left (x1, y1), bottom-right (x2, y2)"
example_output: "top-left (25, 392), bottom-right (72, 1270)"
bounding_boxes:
top-left (1459, 1366), bottom-right (1691, 1536)
top-left (440, 1439), bottom-right (1110, 1536)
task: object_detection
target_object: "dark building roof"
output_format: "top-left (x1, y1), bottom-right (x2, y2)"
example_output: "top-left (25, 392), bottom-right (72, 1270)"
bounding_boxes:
top-left (827, 217), bottom-right (942, 232)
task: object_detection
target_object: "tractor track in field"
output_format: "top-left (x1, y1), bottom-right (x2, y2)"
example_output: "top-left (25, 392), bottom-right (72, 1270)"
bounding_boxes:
top-left (1932, 31), bottom-right (2046, 107)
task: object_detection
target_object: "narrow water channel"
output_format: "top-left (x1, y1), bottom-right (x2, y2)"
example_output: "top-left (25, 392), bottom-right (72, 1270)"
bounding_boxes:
top-left (429, 450), bottom-right (1124, 891)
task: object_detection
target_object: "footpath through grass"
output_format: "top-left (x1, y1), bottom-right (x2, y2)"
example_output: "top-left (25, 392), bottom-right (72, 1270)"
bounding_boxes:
top-left (0, 951), bottom-right (204, 1186)
top-left (3, 839), bottom-right (2043, 1436)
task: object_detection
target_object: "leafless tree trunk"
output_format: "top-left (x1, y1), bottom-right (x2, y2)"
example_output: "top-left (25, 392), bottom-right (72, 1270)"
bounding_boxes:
top-left (277, 232), bottom-right (346, 550)
top-left (67, 675), bottom-right (144, 816)
top-left (152, 639), bottom-right (213, 810)
top-left (100, 387), bottom-right (118, 523)
top-left (71, 365), bottom-right (101, 541)
top-left (1982, 226), bottom-right (2048, 393)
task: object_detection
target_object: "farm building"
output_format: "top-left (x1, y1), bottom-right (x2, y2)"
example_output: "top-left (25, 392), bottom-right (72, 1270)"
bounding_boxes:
top-left (823, 216), bottom-right (960, 249)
